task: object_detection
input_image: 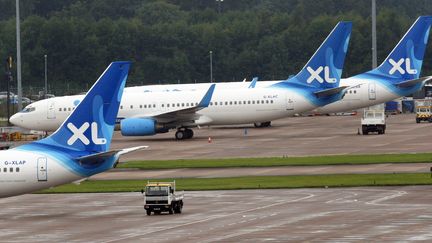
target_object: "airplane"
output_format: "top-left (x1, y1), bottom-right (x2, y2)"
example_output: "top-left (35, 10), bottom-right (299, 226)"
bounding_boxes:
top-left (10, 22), bottom-right (352, 140)
top-left (11, 21), bottom-right (352, 140)
top-left (0, 61), bottom-right (146, 198)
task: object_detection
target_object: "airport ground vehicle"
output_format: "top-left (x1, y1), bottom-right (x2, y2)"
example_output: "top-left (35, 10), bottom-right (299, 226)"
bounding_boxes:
top-left (142, 181), bottom-right (184, 215)
top-left (415, 99), bottom-right (432, 123)
top-left (361, 109), bottom-right (386, 135)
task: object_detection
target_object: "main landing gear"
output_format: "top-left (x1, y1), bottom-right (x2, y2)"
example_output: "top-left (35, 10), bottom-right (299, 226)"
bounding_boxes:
top-left (175, 128), bottom-right (194, 140)
top-left (254, 121), bottom-right (272, 128)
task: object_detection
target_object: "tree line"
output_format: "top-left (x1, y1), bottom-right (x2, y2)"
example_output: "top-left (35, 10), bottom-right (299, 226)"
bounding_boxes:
top-left (0, 0), bottom-right (432, 95)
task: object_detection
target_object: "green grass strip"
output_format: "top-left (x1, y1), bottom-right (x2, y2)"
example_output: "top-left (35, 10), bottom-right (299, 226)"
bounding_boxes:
top-left (118, 153), bottom-right (432, 170)
top-left (39, 173), bottom-right (432, 193)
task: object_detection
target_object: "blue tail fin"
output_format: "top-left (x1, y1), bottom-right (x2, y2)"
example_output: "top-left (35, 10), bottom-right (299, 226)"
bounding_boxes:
top-left (366, 16), bottom-right (432, 80)
top-left (35, 61), bottom-right (131, 154)
top-left (289, 21), bottom-right (352, 90)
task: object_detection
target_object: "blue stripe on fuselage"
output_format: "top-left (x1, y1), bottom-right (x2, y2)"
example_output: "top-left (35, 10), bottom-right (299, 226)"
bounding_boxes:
top-left (270, 81), bottom-right (344, 107)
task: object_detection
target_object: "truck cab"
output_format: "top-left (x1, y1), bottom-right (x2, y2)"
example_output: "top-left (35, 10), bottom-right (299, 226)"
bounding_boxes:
top-left (415, 99), bottom-right (432, 123)
top-left (142, 181), bottom-right (184, 215)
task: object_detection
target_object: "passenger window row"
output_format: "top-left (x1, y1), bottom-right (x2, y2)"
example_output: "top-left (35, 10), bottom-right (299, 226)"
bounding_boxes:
top-left (0, 167), bottom-right (20, 173)
top-left (58, 107), bottom-right (76, 112)
top-left (210, 100), bottom-right (274, 106)
top-left (119, 100), bottom-right (275, 110)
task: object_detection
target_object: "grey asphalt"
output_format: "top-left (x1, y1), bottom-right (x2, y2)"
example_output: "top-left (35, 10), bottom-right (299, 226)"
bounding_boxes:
top-left (110, 113), bottom-right (432, 161)
top-left (2, 187), bottom-right (432, 242)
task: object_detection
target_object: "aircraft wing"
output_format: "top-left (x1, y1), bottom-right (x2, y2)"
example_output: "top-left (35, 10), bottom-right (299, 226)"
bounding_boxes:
top-left (395, 76), bottom-right (432, 88)
top-left (140, 84), bottom-right (216, 124)
top-left (313, 86), bottom-right (349, 98)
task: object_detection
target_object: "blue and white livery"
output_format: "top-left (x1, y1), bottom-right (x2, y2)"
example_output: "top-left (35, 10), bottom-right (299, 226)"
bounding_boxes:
top-left (11, 22), bottom-right (352, 140)
top-left (0, 61), bottom-right (145, 198)
top-left (317, 16), bottom-right (432, 113)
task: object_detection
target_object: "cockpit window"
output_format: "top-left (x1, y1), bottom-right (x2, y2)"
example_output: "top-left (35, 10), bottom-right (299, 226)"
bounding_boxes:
top-left (21, 106), bottom-right (36, 113)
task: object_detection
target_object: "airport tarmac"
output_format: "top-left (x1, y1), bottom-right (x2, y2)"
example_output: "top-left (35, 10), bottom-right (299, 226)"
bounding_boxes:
top-left (2, 186), bottom-right (432, 242)
top-left (110, 113), bottom-right (432, 161)
top-left (92, 163), bottom-right (432, 180)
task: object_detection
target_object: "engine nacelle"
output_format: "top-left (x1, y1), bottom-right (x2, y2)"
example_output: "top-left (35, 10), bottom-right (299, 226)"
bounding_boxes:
top-left (121, 118), bottom-right (157, 136)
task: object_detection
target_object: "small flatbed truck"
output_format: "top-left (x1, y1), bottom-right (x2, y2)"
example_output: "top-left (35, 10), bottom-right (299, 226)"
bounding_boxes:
top-left (141, 181), bottom-right (184, 216)
top-left (361, 109), bottom-right (386, 135)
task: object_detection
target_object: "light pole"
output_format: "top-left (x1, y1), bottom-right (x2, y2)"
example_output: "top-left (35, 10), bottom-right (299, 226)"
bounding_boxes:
top-left (44, 54), bottom-right (47, 99)
top-left (371, 0), bottom-right (377, 69)
top-left (209, 51), bottom-right (213, 83)
top-left (216, 0), bottom-right (224, 14)
top-left (16, 0), bottom-right (22, 111)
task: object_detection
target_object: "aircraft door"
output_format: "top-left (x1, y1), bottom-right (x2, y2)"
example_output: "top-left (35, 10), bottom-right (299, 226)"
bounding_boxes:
top-left (47, 100), bottom-right (56, 119)
top-left (37, 157), bottom-right (48, 181)
top-left (286, 96), bottom-right (294, 111)
top-left (368, 82), bottom-right (376, 100)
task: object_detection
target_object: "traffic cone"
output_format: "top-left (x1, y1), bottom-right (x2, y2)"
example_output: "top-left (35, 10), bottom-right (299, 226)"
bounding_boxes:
top-left (208, 136), bottom-right (212, 143)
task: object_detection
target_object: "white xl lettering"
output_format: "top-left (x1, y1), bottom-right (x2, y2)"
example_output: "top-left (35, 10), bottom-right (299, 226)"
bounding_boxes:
top-left (67, 122), bottom-right (106, 145)
top-left (307, 66), bottom-right (336, 84)
top-left (389, 58), bottom-right (417, 75)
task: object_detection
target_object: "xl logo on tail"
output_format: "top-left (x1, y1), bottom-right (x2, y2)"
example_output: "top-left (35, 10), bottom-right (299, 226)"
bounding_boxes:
top-left (306, 66), bottom-right (337, 84)
top-left (67, 122), bottom-right (107, 145)
top-left (389, 58), bottom-right (417, 75)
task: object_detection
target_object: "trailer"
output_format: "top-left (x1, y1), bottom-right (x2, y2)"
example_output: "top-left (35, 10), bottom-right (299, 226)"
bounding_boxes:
top-left (361, 109), bottom-right (386, 135)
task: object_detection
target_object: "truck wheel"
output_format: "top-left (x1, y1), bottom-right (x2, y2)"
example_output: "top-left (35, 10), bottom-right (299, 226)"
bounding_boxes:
top-left (146, 210), bottom-right (151, 216)
top-left (416, 118), bottom-right (420, 123)
top-left (168, 206), bottom-right (174, 214)
top-left (175, 205), bottom-right (182, 214)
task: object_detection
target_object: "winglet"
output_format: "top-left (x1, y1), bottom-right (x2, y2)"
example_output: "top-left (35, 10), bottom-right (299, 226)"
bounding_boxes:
top-left (248, 77), bottom-right (258, 88)
top-left (197, 84), bottom-right (216, 107)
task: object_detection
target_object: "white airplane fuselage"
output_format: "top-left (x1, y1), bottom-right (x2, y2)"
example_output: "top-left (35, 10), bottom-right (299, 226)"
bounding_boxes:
top-left (11, 87), bottom-right (315, 131)
top-left (0, 149), bottom-right (81, 198)
top-left (317, 77), bottom-right (403, 113)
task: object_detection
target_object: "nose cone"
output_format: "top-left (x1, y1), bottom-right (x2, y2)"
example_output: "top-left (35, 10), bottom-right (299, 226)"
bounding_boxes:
top-left (9, 113), bottom-right (21, 127)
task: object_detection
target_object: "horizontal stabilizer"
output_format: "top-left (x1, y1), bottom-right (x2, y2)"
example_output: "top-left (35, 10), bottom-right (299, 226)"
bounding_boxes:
top-left (76, 146), bottom-right (148, 164)
top-left (395, 76), bottom-right (432, 88)
top-left (314, 86), bottom-right (348, 98)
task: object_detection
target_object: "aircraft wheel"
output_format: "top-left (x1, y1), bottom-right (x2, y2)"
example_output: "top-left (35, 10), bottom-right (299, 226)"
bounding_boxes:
top-left (261, 121), bottom-right (272, 127)
top-left (254, 122), bottom-right (262, 128)
top-left (175, 130), bottom-right (185, 140)
top-left (185, 129), bottom-right (194, 139)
